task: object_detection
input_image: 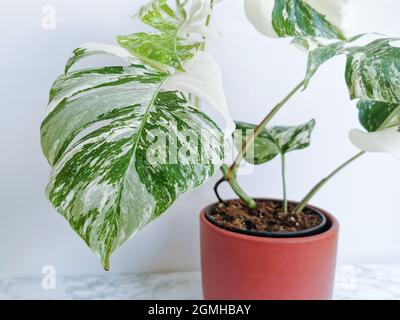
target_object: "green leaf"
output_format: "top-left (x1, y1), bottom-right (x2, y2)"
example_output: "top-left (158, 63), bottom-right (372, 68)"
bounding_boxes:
top-left (234, 119), bottom-right (316, 164)
top-left (303, 40), bottom-right (346, 87)
top-left (234, 122), bottom-right (280, 164)
top-left (357, 99), bottom-right (400, 132)
top-left (41, 44), bottom-right (231, 269)
top-left (267, 119), bottom-right (316, 153)
top-left (293, 34), bottom-right (365, 89)
top-left (272, 0), bottom-right (346, 40)
top-left (345, 38), bottom-right (400, 103)
top-left (117, 0), bottom-right (213, 72)
top-left (350, 99), bottom-right (400, 158)
top-left (345, 39), bottom-right (400, 159)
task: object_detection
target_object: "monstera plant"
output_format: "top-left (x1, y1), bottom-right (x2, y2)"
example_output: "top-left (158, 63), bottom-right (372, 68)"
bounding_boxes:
top-left (42, 0), bottom-right (400, 292)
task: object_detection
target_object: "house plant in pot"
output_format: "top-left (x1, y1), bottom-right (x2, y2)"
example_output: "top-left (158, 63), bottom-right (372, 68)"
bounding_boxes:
top-left (41, 0), bottom-right (400, 300)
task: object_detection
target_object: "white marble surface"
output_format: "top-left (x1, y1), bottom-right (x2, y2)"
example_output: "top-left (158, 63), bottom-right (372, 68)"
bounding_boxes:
top-left (1, 264), bottom-right (400, 300)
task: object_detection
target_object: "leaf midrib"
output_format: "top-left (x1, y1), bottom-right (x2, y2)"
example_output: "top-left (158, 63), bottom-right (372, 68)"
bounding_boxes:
top-left (112, 77), bottom-right (168, 250)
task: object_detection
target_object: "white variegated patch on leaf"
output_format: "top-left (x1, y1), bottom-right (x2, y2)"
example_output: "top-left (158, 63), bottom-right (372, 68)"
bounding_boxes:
top-left (164, 51), bottom-right (235, 133)
top-left (244, 0), bottom-right (349, 40)
top-left (64, 43), bottom-right (136, 74)
top-left (41, 43), bottom-right (232, 269)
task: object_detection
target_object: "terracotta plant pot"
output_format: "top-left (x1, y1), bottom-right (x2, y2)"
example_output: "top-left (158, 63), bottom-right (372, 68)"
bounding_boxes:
top-left (200, 199), bottom-right (339, 300)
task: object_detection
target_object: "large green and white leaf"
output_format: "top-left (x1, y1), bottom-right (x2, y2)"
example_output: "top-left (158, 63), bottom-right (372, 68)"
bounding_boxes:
top-left (244, 0), bottom-right (349, 40)
top-left (234, 119), bottom-right (315, 164)
top-left (345, 38), bottom-right (400, 103)
top-left (344, 39), bottom-right (400, 158)
top-left (116, 0), bottom-right (215, 72)
top-left (41, 45), bottom-right (230, 269)
top-left (292, 35), bottom-right (400, 158)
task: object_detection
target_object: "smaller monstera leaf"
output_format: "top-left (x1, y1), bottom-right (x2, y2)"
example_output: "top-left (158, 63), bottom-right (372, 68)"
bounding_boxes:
top-left (331, 37), bottom-right (400, 159)
top-left (350, 100), bottom-right (400, 158)
top-left (117, 0), bottom-right (216, 72)
top-left (234, 119), bottom-right (316, 164)
top-left (234, 122), bottom-right (280, 164)
top-left (41, 43), bottom-right (233, 270)
top-left (244, 0), bottom-right (349, 40)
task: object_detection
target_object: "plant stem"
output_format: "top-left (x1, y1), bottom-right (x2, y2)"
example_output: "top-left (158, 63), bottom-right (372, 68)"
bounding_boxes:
top-left (200, 0), bottom-right (254, 208)
top-left (198, 0), bottom-right (214, 105)
top-left (294, 151), bottom-right (365, 215)
top-left (226, 80), bottom-right (305, 181)
top-left (281, 153), bottom-right (288, 215)
top-left (220, 165), bottom-right (257, 208)
top-left (197, 0), bottom-right (253, 207)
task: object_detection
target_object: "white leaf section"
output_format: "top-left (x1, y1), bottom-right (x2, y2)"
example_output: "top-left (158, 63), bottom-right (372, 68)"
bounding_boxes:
top-left (244, 0), bottom-right (277, 38)
top-left (349, 127), bottom-right (400, 159)
top-left (163, 51), bottom-right (235, 134)
top-left (46, 43), bottom-right (148, 116)
top-left (65, 43), bottom-right (137, 74)
top-left (303, 0), bottom-right (351, 33)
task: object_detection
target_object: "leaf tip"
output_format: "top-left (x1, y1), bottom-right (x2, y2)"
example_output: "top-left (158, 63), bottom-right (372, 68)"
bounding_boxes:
top-left (102, 257), bottom-right (110, 271)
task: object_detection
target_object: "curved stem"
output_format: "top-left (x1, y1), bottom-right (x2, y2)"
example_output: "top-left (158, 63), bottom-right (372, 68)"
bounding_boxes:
top-left (201, 0), bottom-right (255, 208)
top-left (294, 151), bottom-right (365, 215)
top-left (281, 153), bottom-right (288, 215)
top-left (226, 80), bottom-right (305, 181)
top-left (218, 165), bottom-right (257, 208)
top-left (213, 177), bottom-right (226, 204)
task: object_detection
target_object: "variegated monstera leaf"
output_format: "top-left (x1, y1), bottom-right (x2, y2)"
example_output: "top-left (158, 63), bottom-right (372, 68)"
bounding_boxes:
top-left (41, 0), bottom-right (233, 270)
top-left (234, 120), bottom-right (315, 164)
top-left (41, 40), bottom-right (233, 269)
top-left (244, 0), bottom-right (349, 40)
top-left (295, 36), bottom-right (400, 158)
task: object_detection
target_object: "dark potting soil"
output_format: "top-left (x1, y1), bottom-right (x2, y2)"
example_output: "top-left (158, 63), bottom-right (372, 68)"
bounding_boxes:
top-left (208, 199), bottom-right (322, 233)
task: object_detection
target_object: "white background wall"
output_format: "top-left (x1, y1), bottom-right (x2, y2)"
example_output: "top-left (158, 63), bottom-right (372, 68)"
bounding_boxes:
top-left (1, 0), bottom-right (400, 278)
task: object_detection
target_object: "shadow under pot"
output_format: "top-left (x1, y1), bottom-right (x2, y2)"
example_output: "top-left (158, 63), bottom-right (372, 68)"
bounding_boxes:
top-left (200, 199), bottom-right (339, 300)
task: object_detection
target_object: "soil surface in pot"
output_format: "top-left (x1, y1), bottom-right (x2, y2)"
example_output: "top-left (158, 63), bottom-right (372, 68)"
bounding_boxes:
top-left (209, 200), bottom-right (322, 233)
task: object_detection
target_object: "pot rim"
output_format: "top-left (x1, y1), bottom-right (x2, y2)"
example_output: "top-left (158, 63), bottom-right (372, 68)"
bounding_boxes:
top-left (200, 198), bottom-right (339, 243)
